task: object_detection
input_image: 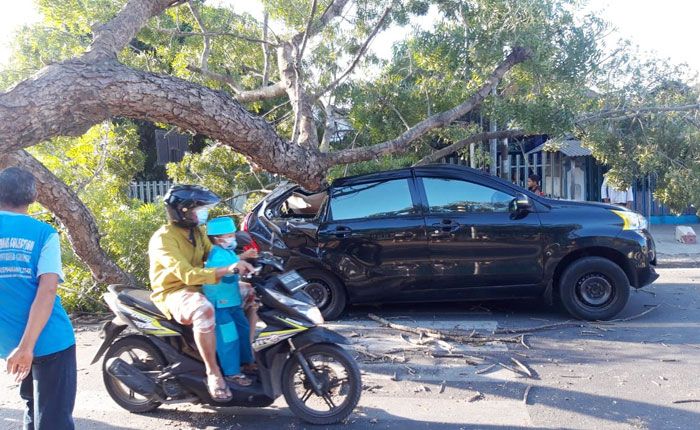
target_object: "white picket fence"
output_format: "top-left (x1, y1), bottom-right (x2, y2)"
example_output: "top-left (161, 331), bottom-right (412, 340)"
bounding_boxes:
top-left (128, 180), bottom-right (172, 203)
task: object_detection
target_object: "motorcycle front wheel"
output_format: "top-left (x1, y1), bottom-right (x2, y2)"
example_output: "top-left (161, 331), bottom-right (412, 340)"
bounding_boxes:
top-left (282, 343), bottom-right (362, 425)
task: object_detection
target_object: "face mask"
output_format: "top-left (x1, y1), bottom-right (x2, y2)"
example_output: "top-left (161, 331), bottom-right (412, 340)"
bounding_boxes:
top-left (194, 207), bottom-right (210, 226)
top-left (220, 237), bottom-right (238, 250)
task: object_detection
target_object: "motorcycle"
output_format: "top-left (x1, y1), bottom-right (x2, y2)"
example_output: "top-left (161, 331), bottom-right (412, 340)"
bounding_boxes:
top-left (91, 232), bottom-right (361, 425)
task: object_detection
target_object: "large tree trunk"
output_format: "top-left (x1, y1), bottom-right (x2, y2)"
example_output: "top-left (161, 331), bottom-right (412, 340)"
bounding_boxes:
top-left (0, 59), bottom-right (329, 190)
top-left (0, 150), bottom-right (137, 286)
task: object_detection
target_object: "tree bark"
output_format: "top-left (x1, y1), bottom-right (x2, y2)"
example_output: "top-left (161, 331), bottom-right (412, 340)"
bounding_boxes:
top-left (0, 59), bottom-right (328, 189)
top-left (277, 42), bottom-right (318, 147)
top-left (0, 150), bottom-right (137, 286)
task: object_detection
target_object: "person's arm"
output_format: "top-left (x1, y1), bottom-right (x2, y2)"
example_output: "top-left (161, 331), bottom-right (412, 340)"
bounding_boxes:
top-left (151, 234), bottom-right (252, 285)
top-left (6, 273), bottom-right (59, 382)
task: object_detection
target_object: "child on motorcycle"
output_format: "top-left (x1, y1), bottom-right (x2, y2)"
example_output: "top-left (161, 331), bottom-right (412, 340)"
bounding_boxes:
top-left (203, 216), bottom-right (258, 387)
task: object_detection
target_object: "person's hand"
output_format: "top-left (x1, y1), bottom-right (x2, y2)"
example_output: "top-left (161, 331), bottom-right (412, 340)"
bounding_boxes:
top-left (240, 249), bottom-right (258, 260)
top-left (229, 260), bottom-right (255, 276)
top-left (6, 345), bottom-right (33, 383)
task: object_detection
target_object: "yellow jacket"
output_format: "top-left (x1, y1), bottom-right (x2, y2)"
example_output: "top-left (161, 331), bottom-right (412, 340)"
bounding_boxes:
top-left (148, 223), bottom-right (217, 317)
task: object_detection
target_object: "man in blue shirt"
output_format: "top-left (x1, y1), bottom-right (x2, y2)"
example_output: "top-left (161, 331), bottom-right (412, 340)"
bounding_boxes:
top-left (0, 167), bottom-right (76, 430)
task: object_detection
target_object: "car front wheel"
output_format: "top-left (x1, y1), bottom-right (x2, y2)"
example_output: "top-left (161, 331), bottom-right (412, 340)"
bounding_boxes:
top-left (558, 256), bottom-right (630, 321)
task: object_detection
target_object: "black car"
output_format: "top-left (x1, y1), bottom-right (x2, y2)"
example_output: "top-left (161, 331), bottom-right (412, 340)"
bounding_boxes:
top-left (242, 164), bottom-right (658, 321)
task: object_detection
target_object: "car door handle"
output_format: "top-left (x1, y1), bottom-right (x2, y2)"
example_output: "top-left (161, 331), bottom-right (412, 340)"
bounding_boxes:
top-left (432, 220), bottom-right (460, 232)
top-left (393, 232), bottom-right (415, 240)
top-left (334, 226), bottom-right (352, 238)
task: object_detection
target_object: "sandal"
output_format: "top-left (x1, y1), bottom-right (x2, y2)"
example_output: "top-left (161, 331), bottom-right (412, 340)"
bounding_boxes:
top-left (225, 374), bottom-right (253, 387)
top-left (206, 374), bottom-right (233, 402)
top-left (241, 363), bottom-right (259, 375)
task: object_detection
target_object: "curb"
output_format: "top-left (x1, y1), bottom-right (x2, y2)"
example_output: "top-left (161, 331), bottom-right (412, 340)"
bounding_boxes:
top-left (656, 254), bottom-right (700, 269)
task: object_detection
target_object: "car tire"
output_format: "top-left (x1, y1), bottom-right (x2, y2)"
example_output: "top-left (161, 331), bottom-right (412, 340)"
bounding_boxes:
top-left (558, 256), bottom-right (630, 321)
top-left (299, 269), bottom-right (347, 320)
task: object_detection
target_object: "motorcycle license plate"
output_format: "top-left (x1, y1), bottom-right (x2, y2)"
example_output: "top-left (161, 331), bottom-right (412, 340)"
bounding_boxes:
top-left (278, 270), bottom-right (307, 292)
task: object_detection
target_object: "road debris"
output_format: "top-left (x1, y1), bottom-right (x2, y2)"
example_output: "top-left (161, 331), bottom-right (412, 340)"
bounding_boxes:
top-left (475, 364), bottom-right (497, 375)
top-left (369, 313), bottom-right (519, 344)
top-left (499, 362), bottom-right (530, 378)
top-left (523, 385), bottom-right (533, 405)
top-left (510, 357), bottom-right (534, 378)
top-left (439, 380), bottom-right (446, 394)
top-left (467, 392), bottom-right (484, 402)
top-left (520, 334), bottom-right (531, 349)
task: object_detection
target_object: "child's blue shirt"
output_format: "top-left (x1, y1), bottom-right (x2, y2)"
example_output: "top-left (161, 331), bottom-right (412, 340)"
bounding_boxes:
top-left (203, 245), bottom-right (241, 308)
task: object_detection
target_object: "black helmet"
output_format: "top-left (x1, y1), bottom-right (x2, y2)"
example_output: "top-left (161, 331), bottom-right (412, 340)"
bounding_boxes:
top-left (164, 184), bottom-right (220, 228)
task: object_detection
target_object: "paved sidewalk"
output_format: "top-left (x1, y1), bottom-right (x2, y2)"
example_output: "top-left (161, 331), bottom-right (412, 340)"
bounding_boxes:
top-left (648, 223), bottom-right (700, 267)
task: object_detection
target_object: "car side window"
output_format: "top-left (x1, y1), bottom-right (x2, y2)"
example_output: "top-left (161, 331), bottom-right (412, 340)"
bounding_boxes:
top-left (422, 178), bottom-right (514, 214)
top-left (329, 179), bottom-right (416, 221)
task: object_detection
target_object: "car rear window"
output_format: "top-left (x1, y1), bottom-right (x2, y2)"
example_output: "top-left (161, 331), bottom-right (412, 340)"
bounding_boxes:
top-left (329, 179), bottom-right (415, 221)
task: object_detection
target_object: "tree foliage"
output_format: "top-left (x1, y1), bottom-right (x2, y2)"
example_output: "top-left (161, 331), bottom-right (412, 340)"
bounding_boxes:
top-left (0, 0), bottom-right (698, 312)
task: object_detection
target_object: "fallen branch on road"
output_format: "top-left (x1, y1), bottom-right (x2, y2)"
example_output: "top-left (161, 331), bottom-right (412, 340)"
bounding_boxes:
top-left (495, 303), bottom-right (663, 335)
top-left (368, 313), bottom-right (519, 344)
top-left (595, 303), bottom-right (662, 324)
top-left (510, 357), bottom-right (534, 378)
top-left (495, 320), bottom-right (583, 335)
top-left (523, 385), bottom-right (533, 405)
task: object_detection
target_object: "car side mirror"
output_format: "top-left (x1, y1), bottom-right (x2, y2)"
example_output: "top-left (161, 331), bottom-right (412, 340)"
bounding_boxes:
top-left (513, 193), bottom-right (533, 212)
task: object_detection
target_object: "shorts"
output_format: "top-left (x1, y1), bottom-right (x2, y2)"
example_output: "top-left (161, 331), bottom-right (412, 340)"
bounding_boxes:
top-left (164, 289), bottom-right (215, 333)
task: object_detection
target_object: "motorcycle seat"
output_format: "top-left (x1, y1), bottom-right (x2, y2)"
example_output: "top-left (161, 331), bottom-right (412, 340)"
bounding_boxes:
top-left (117, 289), bottom-right (167, 318)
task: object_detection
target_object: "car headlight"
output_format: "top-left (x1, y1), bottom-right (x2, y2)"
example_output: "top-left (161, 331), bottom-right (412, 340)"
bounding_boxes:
top-left (612, 210), bottom-right (648, 231)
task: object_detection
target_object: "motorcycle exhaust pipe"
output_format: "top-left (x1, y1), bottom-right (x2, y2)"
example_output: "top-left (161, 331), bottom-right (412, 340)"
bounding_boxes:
top-left (105, 357), bottom-right (158, 397)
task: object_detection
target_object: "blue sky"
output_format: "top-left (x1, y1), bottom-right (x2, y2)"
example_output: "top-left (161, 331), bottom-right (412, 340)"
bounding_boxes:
top-left (0, 1), bottom-right (698, 74)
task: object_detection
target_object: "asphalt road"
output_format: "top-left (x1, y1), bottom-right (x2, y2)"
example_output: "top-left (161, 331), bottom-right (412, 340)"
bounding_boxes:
top-left (1, 267), bottom-right (699, 430)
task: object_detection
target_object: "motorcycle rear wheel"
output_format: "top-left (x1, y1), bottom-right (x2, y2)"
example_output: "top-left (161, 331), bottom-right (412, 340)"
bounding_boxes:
top-left (282, 343), bottom-right (361, 425)
top-left (103, 335), bottom-right (166, 413)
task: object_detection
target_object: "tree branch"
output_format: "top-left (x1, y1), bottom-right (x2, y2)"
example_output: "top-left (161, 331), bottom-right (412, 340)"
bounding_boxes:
top-left (0, 150), bottom-right (137, 286)
top-left (323, 47), bottom-right (532, 166)
top-left (298, 0), bottom-right (319, 62)
top-left (313, 4), bottom-right (394, 100)
top-left (186, 64), bottom-right (286, 102)
top-left (151, 27), bottom-right (276, 46)
top-left (293, 0), bottom-right (351, 44)
top-left (576, 103), bottom-right (700, 124)
top-left (188, 0), bottom-right (211, 70)
top-left (414, 130), bottom-right (524, 166)
top-left (277, 42), bottom-right (318, 147)
top-left (84, 0), bottom-right (183, 62)
top-left (262, 12), bottom-right (271, 86)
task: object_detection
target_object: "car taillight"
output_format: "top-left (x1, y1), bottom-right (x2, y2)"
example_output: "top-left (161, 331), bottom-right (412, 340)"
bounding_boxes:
top-left (241, 212), bottom-right (252, 231)
top-left (241, 212), bottom-right (260, 251)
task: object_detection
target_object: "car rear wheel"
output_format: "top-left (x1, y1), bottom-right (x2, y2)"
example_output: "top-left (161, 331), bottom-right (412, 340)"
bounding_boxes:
top-left (558, 256), bottom-right (630, 321)
top-left (300, 269), bottom-right (346, 320)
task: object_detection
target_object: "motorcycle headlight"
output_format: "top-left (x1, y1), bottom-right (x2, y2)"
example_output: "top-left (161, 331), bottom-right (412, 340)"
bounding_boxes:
top-left (612, 210), bottom-right (648, 231)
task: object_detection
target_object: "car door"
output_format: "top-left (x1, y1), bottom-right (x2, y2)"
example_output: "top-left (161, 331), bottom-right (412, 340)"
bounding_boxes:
top-left (316, 175), bottom-right (430, 303)
top-left (416, 173), bottom-right (544, 296)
